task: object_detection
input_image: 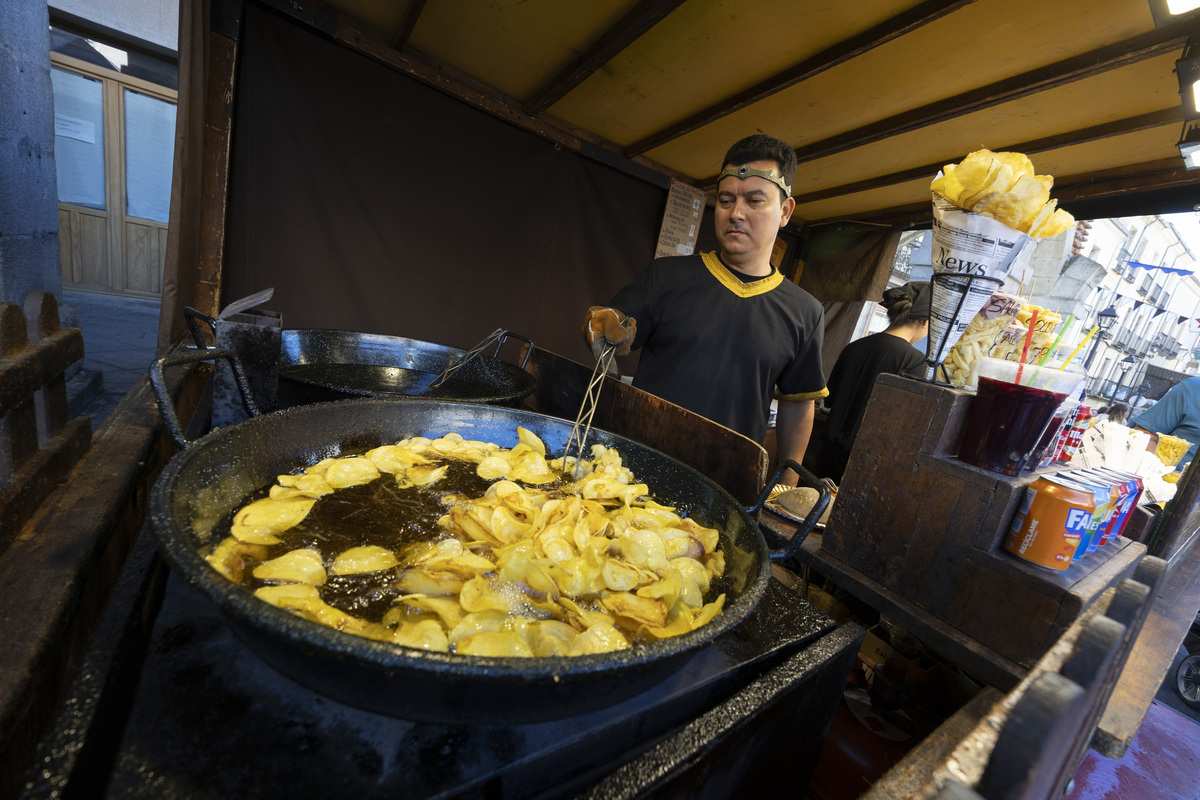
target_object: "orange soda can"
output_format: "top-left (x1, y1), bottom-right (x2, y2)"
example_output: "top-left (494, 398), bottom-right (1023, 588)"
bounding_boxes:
top-left (1004, 476), bottom-right (1094, 570)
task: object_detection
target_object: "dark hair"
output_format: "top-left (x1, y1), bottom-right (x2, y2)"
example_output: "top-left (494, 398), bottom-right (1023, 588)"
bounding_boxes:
top-left (1102, 402), bottom-right (1130, 424)
top-left (722, 134), bottom-right (797, 202)
top-left (881, 289), bottom-right (915, 327)
top-left (881, 282), bottom-right (930, 327)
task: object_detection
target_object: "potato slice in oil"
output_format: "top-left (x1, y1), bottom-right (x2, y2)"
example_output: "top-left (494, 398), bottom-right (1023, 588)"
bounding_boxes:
top-left (253, 548), bottom-right (327, 585)
top-left (393, 619), bottom-right (450, 652)
top-left (457, 630), bottom-right (534, 658)
top-left (324, 457), bottom-right (381, 489)
top-left (231, 496), bottom-right (318, 545)
top-left (330, 545), bottom-right (399, 576)
top-left (567, 624), bottom-right (629, 655)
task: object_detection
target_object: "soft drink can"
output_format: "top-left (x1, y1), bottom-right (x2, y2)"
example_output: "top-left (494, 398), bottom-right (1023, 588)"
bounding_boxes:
top-left (1069, 470), bottom-right (1123, 550)
top-left (1053, 474), bottom-right (1111, 556)
top-left (1004, 476), bottom-right (1094, 570)
top-left (1056, 405), bottom-right (1093, 463)
top-left (1093, 467), bottom-right (1144, 542)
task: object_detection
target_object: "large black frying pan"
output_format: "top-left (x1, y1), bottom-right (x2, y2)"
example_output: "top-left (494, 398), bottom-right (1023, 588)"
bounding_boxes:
top-left (277, 328), bottom-right (537, 406)
top-left (184, 308), bottom-right (537, 406)
top-left (147, 349), bottom-right (828, 724)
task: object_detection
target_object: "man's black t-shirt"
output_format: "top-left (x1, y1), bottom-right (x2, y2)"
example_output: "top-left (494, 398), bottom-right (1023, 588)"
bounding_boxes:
top-left (611, 252), bottom-right (827, 443)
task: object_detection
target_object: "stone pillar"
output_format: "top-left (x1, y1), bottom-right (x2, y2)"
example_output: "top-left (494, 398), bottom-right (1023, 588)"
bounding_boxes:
top-left (0, 0), bottom-right (62, 305)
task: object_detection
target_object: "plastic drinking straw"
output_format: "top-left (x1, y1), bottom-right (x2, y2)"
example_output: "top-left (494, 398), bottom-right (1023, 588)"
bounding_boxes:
top-left (1035, 313), bottom-right (1075, 367)
top-left (1016, 309), bottom-right (1039, 385)
top-left (1060, 325), bottom-right (1099, 370)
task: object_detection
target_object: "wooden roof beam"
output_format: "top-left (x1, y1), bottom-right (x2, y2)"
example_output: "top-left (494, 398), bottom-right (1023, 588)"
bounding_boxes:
top-left (393, 0), bottom-right (426, 50)
top-left (789, 20), bottom-right (1200, 166)
top-left (623, 0), bottom-right (978, 158)
top-left (807, 158), bottom-right (1200, 227)
top-left (333, 14), bottom-right (694, 186)
top-left (791, 107), bottom-right (1185, 205)
top-left (522, 0), bottom-right (687, 116)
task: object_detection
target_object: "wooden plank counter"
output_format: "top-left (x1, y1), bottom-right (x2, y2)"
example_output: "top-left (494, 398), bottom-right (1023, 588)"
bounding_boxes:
top-left (764, 516), bottom-right (1027, 690)
top-left (1093, 524), bottom-right (1200, 757)
top-left (791, 374), bottom-right (1145, 683)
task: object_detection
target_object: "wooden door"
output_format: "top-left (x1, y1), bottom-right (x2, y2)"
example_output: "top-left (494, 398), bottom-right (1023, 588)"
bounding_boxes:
top-left (51, 54), bottom-right (176, 298)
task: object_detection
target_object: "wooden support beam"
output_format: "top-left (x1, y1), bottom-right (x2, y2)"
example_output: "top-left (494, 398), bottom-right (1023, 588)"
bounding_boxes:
top-left (194, 27), bottom-right (239, 320)
top-left (624, 0), bottom-right (978, 158)
top-left (791, 108), bottom-right (1184, 206)
top-left (802, 159), bottom-right (1200, 228)
top-left (786, 20), bottom-right (1199, 167)
top-left (392, 0), bottom-right (425, 49)
top-left (522, 0), bottom-right (687, 116)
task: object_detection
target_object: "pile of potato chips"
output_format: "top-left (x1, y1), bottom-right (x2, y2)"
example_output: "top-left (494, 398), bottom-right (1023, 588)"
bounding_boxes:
top-left (206, 429), bottom-right (728, 658)
top-left (931, 149), bottom-right (1075, 238)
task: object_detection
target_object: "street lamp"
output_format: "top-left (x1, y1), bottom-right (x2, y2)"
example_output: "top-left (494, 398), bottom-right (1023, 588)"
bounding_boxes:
top-left (1083, 305), bottom-right (1119, 371)
top-left (1132, 382), bottom-right (1152, 409)
top-left (1110, 355), bottom-right (1138, 402)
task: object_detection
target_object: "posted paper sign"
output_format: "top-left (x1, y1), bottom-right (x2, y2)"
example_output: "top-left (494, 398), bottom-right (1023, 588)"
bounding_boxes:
top-left (926, 194), bottom-right (1032, 377)
top-left (655, 180), bottom-right (708, 259)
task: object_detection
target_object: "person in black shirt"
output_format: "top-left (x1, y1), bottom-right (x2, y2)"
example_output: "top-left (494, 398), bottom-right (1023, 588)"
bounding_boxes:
top-left (815, 282), bottom-right (930, 483)
top-left (583, 134), bottom-right (827, 486)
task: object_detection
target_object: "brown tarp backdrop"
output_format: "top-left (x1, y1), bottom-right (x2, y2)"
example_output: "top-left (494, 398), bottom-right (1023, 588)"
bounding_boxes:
top-left (199, 3), bottom-right (682, 368)
top-left (799, 224), bottom-right (901, 377)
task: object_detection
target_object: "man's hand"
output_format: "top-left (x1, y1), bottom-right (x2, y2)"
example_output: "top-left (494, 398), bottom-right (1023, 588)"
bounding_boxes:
top-left (583, 306), bottom-right (637, 361)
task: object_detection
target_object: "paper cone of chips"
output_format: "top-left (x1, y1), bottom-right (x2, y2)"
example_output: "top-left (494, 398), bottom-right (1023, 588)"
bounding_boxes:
top-left (925, 149), bottom-right (1075, 379)
top-left (930, 149), bottom-right (1075, 238)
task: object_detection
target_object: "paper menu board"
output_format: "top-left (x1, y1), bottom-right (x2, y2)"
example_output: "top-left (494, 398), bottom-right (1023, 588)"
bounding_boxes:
top-left (655, 179), bottom-right (708, 259)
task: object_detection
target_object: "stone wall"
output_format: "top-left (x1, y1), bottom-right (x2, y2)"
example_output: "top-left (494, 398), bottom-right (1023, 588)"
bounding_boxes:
top-left (0, 2), bottom-right (61, 305)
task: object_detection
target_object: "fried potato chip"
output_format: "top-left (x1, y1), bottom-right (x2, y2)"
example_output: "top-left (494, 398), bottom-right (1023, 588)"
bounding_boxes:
top-left (253, 547), bottom-right (327, 585)
top-left (932, 149), bottom-right (1071, 237)
top-left (993, 150), bottom-right (1035, 178)
top-left (230, 496), bottom-right (317, 545)
top-left (972, 177), bottom-right (1047, 231)
top-left (942, 151), bottom-right (998, 206)
top-left (330, 545), bottom-right (399, 575)
top-left (1029, 207), bottom-right (1075, 238)
top-left (961, 162), bottom-right (1017, 209)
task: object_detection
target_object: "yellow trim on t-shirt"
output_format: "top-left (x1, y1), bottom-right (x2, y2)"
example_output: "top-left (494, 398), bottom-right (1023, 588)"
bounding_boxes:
top-left (777, 388), bottom-right (829, 402)
top-left (702, 252), bottom-right (783, 297)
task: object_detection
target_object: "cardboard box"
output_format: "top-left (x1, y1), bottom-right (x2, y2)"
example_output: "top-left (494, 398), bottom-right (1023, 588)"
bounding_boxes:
top-left (858, 625), bottom-right (917, 672)
top-left (806, 584), bottom-right (852, 624)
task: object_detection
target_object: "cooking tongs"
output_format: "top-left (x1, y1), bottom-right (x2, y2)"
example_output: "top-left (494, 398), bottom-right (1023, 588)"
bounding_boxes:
top-left (562, 342), bottom-right (618, 478)
top-left (429, 328), bottom-right (532, 389)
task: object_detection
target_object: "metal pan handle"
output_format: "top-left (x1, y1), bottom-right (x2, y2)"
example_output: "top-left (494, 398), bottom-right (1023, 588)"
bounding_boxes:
top-left (183, 306), bottom-right (216, 350)
top-left (150, 348), bottom-right (261, 448)
top-left (493, 331), bottom-right (535, 370)
top-left (747, 459), bottom-right (831, 562)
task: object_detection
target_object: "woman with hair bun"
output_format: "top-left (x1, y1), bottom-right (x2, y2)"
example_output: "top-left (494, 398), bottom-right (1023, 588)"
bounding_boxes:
top-left (814, 281), bottom-right (931, 482)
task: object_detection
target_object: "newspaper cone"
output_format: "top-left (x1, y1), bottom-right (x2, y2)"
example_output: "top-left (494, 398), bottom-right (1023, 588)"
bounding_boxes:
top-left (925, 194), bottom-right (1033, 379)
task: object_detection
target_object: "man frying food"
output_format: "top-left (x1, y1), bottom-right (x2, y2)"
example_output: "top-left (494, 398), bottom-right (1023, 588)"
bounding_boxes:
top-left (583, 134), bottom-right (827, 486)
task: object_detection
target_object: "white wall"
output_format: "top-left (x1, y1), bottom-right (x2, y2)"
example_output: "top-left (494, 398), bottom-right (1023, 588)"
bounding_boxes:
top-left (49, 0), bottom-right (178, 52)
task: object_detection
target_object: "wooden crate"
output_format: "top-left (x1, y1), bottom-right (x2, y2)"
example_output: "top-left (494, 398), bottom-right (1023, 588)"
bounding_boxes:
top-left (820, 373), bottom-right (1145, 669)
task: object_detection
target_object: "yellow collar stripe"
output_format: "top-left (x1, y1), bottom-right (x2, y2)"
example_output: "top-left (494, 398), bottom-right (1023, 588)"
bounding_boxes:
top-left (702, 252), bottom-right (783, 297)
